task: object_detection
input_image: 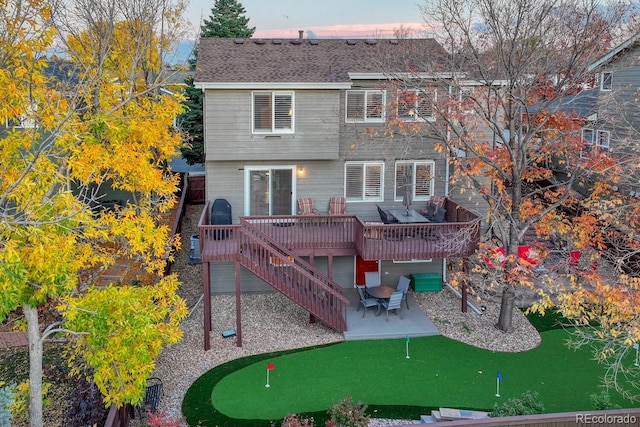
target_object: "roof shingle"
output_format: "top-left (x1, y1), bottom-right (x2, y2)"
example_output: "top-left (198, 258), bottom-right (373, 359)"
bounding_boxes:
top-left (194, 37), bottom-right (448, 85)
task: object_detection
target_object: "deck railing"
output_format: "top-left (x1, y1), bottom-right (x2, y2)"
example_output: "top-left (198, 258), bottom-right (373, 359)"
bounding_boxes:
top-left (355, 200), bottom-right (480, 260)
top-left (236, 220), bottom-right (349, 331)
top-left (198, 198), bottom-right (480, 262)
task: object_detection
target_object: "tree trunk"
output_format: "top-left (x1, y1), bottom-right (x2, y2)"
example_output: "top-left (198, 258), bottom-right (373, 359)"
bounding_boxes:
top-left (24, 304), bottom-right (44, 427)
top-left (495, 286), bottom-right (515, 332)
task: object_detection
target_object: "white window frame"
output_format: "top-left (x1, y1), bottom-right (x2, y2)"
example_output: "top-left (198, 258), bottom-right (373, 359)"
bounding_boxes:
top-left (393, 259), bottom-right (433, 263)
top-left (600, 72), bottom-right (612, 91)
top-left (581, 128), bottom-right (594, 157)
top-left (344, 161), bottom-right (384, 202)
top-left (596, 130), bottom-right (610, 151)
top-left (398, 88), bottom-right (436, 121)
top-left (252, 91), bottom-right (294, 134)
top-left (394, 160), bottom-right (435, 202)
top-left (345, 90), bottom-right (385, 123)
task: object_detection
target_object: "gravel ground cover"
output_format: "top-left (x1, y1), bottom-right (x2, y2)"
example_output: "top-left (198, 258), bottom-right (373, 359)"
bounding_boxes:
top-left (146, 204), bottom-right (540, 426)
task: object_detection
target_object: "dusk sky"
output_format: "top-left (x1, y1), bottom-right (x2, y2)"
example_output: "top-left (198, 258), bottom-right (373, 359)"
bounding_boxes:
top-left (187, 0), bottom-right (429, 39)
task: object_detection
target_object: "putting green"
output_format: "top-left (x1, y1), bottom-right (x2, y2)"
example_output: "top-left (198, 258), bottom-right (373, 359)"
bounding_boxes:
top-left (184, 330), bottom-right (634, 425)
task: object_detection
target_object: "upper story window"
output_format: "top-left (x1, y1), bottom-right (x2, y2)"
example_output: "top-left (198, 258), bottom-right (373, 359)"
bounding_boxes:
top-left (345, 161), bottom-right (384, 202)
top-left (596, 130), bottom-right (610, 151)
top-left (345, 90), bottom-right (385, 123)
top-left (398, 88), bottom-right (436, 121)
top-left (600, 72), bottom-right (612, 91)
top-left (394, 161), bottom-right (435, 202)
top-left (581, 128), bottom-right (609, 157)
top-left (253, 91), bottom-right (294, 133)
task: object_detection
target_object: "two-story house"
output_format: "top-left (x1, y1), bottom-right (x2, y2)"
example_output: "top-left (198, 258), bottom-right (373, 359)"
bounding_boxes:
top-left (583, 33), bottom-right (640, 195)
top-left (193, 35), bottom-right (481, 349)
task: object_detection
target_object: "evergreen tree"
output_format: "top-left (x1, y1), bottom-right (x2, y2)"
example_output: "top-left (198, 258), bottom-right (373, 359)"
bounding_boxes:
top-left (177, 75), bottom-right (205, 164)
top-left (201, 0), bottom-right (255, 38)
top-left (179, 0), bottom-right (254, 164)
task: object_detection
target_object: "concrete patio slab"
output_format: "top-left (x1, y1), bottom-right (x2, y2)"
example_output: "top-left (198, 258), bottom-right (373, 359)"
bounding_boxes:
top-left (342, 288), bottom-right (440, 341)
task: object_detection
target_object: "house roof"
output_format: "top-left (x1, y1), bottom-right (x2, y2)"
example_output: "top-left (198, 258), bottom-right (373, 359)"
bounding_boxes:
top-left (588, 32), bottom-right (640, 71)
top-left (528, 89), bottom-right (600, 119)
top-left (194, 37), bottom-right (449, 89)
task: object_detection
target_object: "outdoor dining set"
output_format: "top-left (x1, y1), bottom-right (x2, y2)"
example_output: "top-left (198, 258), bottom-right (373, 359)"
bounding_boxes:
top-left (356, 272), bottom-right (412, 321)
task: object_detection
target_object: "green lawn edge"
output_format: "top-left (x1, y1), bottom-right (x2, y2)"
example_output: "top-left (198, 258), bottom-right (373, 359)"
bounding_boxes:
top-left (182, 309), bottom-right (627, 426)
top-left (182, 342), bottom-right (343, 426)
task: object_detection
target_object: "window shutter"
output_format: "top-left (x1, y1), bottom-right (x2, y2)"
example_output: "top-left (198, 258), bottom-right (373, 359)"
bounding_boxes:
top-left (395, 163), bottom-right (410, 199)
top-left (274, 94), bottom-right (292, 130)
top-left (417, 88), bottom-right (435, 118)
top-left (364, 164), bottom-right (382, 200)
top-left (398, 91), bottom-right (415, 119)
top-left (367, 92), bottom-right (383, 119)
top-left (415, 163), bottom-right (433, 198)
top-left (345, 164), bottom-right (364, 199)
top-left (346, 91), bottom-right (365, 121)
top-left (254, 93), bottom-right (272, 132)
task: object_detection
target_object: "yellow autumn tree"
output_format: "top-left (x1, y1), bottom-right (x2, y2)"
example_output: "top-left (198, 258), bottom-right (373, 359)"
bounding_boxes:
top-left (0, 0), bottom-right (189, 425)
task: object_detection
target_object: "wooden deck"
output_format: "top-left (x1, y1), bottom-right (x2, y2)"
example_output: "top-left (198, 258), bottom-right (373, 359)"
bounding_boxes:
top-left (198, 198), bottom-right (480, 262)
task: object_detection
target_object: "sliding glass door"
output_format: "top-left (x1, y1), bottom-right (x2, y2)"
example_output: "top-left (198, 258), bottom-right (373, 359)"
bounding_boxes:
top-left (245, 166), bottom-right (295, 215)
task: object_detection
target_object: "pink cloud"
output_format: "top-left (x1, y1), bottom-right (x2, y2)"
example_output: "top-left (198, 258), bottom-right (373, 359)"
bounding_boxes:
top-left (253, 22), bottom-right (429, 39)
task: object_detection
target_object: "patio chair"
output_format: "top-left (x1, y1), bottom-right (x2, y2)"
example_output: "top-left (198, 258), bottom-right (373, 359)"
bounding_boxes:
top-left (430, 195), bottom-right (446, 209)
top-left (364, 271), bottom-right (380, 292)
top-left (328, 196), bottom-right (346, 215)
top-left (380, 291), bottom-right (404, 321)
top-left (432, 207), bottom-right (446, 223)
top-left (421, 202), bottom-right (437, 220)
top-left (376, 205), bottom-right (398, 224)
top-left (376, 205), bottom-right (403, 240)
top-left (356, 286), bottom-right (380, 317)
top-left (297, 198), bottom-right (319, 215)
top-left (396, 275), bottom-right (411, 310)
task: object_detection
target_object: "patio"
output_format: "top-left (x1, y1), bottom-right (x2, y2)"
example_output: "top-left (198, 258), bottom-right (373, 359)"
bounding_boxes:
top-left (342, 288), bottom-right (440, 340)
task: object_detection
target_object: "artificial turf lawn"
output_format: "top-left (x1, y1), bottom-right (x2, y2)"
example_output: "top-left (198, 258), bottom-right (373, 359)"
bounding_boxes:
top-left (183, 328), bottom-right (635, 426)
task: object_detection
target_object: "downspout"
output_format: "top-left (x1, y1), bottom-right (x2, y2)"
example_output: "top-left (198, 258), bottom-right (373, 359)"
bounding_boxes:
top-left (443, 85), bottom-right (452, 283)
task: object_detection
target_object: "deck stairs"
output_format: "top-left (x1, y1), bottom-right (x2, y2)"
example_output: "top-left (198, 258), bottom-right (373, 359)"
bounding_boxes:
top-left (237, 219), bottom-right (349, 332)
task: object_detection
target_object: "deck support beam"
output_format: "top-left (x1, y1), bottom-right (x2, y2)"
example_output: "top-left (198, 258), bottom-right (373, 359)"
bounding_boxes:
top-left (461, 259), bottom-right (468, 313)
top-left (235, 260), bottom-right (242, 347)
top-left (203, 261), bottom-right (211, 351)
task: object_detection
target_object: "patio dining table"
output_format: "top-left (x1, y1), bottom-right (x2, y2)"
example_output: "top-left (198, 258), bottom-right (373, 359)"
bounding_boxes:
top-left (366, 285), bottom-right (397, 315)
top-left (388, 208), bottom-right (430, 223)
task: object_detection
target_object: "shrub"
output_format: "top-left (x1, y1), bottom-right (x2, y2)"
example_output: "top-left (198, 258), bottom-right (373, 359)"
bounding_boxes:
top-left (0, 382), bottom-right (15, 427)
top-left (590, 391), bottom-right (621, 410)
top-left (489, 390), bottom-right (545, 417)
top-left (147, 408), bottom-right (184, 427)
top-left (65, 377), bottom-right (107, 427)
top-left (326, 396), bottom-right (369, 427)
top-left (280, 413), bottom-right (315, 427)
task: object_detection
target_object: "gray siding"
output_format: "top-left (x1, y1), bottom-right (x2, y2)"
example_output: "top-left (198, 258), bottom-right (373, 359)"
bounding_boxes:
top-left (379, 259), bottom-right (445, 284)
top-left (204, 89), bottom-right (340, 161)
top-left (595, 44), bottom-right (640, 154)
top-left (208, 256), bottom-right (356, 293)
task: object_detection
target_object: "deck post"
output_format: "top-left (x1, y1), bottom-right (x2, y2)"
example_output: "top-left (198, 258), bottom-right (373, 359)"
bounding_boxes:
top-left (203, 261), bottom-right (211, 351)
top-left (461, 259), bottom-right (468, 313)
top-left (235, 260), bottom-right (242, 347)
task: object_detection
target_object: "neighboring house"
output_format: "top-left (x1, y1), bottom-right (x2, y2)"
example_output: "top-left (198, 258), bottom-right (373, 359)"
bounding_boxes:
top-left (194, 35), bottom-right (481, 349)
top-left (584, 33), bottom-right (640, 193)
